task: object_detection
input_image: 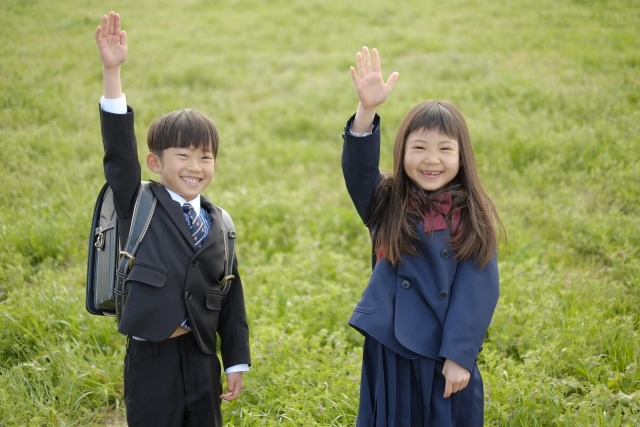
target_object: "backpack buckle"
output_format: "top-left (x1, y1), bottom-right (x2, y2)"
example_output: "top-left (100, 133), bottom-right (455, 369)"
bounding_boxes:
top-left (118, 251), bottom-right (135, 271)
top-left (95, 232), bottom-right (105, 249)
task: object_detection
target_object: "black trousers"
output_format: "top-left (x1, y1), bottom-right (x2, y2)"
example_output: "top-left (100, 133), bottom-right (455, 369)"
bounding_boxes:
top-left (124, 332), bottom-right (223, 427)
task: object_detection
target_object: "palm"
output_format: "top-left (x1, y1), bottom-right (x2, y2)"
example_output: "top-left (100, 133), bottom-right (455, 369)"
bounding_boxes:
top-left (355, 73), bottom-right (393, 108)
top-left (97, 35), bottom-right (127, 68)
top-left (350, 47), bottom-right (398, 109)
top-left (95, 12), bottom-right (127, 69)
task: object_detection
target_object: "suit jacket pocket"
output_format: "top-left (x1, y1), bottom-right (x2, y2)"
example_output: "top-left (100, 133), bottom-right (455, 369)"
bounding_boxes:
top-left (206, 291), bottom-right (221, 311)
top-left (126, 263), bottom-right (167, 288)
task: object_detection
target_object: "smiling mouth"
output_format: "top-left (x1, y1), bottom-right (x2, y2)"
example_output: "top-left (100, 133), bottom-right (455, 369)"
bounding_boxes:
top-left (182, 177), bottom-right (202, 184)
top-left (420, 171), bottom-right (443, 179)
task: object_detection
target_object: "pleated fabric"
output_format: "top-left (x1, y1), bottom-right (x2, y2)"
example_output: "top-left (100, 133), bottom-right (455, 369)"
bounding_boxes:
top-left (356, 335), bottom-right (484, 427)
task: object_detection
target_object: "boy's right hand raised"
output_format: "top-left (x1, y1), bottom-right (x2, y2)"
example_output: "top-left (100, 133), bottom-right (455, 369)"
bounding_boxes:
top-left (95, 11), bottom-right (127, 69)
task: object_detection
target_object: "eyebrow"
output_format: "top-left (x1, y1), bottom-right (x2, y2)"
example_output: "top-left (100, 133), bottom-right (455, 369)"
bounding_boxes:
top-left (407, 138), bottom-right (458, 145)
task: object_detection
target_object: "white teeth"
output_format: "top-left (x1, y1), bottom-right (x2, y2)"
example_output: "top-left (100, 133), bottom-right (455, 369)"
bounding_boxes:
top-left (182, 177), bottom-right (201, 183)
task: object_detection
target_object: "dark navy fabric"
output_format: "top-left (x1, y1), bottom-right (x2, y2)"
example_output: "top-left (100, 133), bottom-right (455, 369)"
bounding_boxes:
top-left (342, 114), bottom-right (499, 426)
top-left (357, 336), bottom-right (483, 427)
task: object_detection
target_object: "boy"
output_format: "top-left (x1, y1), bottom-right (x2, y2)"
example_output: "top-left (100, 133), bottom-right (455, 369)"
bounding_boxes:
top-left (95, 11), bottom-right (250, 427)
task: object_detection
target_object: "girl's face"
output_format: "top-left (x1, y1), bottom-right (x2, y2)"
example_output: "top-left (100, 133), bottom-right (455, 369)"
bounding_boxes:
top-left (403, 128), bottom-right (460, 192)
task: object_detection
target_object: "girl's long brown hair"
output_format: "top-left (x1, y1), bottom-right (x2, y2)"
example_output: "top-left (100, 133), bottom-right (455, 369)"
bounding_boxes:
top-left (369, 100), bottom-right (504, 268)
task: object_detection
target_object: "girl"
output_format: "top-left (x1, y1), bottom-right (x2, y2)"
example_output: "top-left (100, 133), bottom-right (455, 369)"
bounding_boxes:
top-left (342, 47), bottom-right (503, 427)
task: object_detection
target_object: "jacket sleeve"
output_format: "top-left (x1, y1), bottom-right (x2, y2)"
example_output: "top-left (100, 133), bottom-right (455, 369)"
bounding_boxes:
top-left (439, 256), bottom-right (500, 372)
top-left (341, 114), bottom-right (382, 226)
top-left (99, 105), bottom-right (141, 221)
top-left (218, 258), bottom-right (251, 369)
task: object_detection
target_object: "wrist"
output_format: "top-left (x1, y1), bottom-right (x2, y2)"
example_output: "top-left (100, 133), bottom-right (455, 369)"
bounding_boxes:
top-left (103, 66), bottom-right (123, 100)
top-left (351, 103), bottom-right (377, 134)
top-left (357, 102), bottom-right (378, 116)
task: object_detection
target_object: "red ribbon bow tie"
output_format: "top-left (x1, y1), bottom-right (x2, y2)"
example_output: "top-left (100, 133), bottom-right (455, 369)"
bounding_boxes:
top-left (423, 192), bottom-right (452, 232)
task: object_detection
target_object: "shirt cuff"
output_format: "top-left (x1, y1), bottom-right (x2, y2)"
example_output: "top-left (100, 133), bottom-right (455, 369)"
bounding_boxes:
top-left (100, 95), bottom-right (127, 114)
top-left (225, 364), bottom-right (249, 374)
top-left (345, 122), bottom-right (374, 137)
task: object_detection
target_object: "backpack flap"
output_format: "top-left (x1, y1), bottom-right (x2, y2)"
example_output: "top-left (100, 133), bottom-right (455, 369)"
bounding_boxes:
top-left (86, 183), bottom-right (118, 316)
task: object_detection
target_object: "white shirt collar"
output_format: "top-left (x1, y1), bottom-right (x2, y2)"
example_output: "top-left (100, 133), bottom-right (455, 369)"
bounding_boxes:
top-left (164, 187), bottom-right (201, 215)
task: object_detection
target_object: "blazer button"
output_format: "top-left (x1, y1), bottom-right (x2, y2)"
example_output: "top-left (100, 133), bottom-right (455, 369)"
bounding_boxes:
top-left (186, 291), bottom-right (193, 300)
top-left (441, 249), bottom-right (450, 259)
top-left (401, 280), bottom-right (411, 289)
top-left (191, 259), bottom-right (198, 267)
top-left (438, 290), bottom-right (448, 299)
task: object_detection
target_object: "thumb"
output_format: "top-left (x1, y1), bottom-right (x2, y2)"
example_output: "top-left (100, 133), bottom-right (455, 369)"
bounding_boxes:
top-left (385, 72), bottom-right (399, 91)
top-left (120, 30), bottom-right (127, 48)
top-left (443, 378), bottom-right (452, 398)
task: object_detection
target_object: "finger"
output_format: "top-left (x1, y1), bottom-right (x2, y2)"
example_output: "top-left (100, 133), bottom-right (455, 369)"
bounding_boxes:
top-left (108, 11), bottom-right (115, 36)
top-left (443, 380), bottom-right (452, 398)
top-left (95, 26), bottom-right (102, 45)
top-left (220, 383), bottom-right (242, 401)
top-left (350, 66), bottom-right (359, 85)
top-left (220, 382), bottom-right (235, 401)
top-left (385, 71), bottom-right (399, 91)
top-left (363, 46), bottom-right (372, 73)
top-left (372, 48), bottom-right (380, 73)
top-left (120, 30), bottom-right (127, 49)
top-left (356, 52), bottom-right (365, 79)
top-left (99, 15), bottom-right (108, 41)
top-left (114, 12), bottom-right (121, 35)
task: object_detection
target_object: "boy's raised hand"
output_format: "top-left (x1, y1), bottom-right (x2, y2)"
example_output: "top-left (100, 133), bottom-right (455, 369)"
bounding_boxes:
top-left (350, 47), bottom-right (399, 110)
top-left (95, 11), bottom-right (127, 69)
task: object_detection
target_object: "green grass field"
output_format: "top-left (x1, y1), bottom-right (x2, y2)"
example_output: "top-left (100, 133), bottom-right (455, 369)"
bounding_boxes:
top-left (1, 0), bottom-right (639, 425)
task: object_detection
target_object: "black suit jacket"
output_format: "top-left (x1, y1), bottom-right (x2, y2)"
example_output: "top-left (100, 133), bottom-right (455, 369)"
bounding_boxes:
top-left (100, 106), bottom-right (250, 368)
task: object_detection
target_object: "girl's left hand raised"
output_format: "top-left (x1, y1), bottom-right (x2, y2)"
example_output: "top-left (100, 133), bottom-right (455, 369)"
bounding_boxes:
top-left (442, 359), bottom-right (470, 398)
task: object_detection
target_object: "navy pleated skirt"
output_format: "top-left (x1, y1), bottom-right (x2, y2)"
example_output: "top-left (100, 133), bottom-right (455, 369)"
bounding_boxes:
top-left (356, 335), bottom-right (484, 427)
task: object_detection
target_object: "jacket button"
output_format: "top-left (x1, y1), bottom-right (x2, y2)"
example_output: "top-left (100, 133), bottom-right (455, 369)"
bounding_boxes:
top-left (438, 290), bottom-right (448, 299)
top-left (441, 249), bottom-right (450, 258)
top-left (191, 259), bottom-right (198, 267)
top-left (186, 292), bottom-right (193, 300)
top-left (401, 280), bottom-right (411, 289)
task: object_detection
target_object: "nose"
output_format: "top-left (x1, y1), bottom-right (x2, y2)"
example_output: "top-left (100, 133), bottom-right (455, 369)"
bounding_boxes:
top-left (186, 158), bottom-right (202, 171)
top-left (424, 152), bottom-right (440, 164)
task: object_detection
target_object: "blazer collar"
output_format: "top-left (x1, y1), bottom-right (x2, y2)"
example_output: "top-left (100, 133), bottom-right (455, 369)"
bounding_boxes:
top-left (198, 195), bottom-right (222, 252)
top-left (149, 181), bottom-right (222, 252)
top-left (150, 181), bottom-right (194, 247)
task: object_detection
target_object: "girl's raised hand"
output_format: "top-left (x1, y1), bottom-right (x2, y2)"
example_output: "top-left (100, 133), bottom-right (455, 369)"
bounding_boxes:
top-left (350, 47), bottom-right (399, 110)
top-left (95, 11), bottom-right (127, 69)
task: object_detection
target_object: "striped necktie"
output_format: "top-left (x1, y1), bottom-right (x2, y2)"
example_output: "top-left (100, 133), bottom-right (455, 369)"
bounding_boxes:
top-left (182, 203), bottom-right (207, 249)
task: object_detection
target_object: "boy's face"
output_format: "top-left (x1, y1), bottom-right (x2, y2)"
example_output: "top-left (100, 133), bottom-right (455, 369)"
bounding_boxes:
top-left (146, 146), bottom-right (215, 201)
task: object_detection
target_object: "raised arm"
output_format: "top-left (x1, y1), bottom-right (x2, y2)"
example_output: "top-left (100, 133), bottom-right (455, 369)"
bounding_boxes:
top-left (95, 11), bottom-right (127, 99)
top-left (349, 47), bottom-right (399, 133)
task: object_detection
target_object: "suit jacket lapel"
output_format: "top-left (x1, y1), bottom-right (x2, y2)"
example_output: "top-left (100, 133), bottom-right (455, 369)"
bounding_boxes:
top-left (150, 182), bottom-right (195, 247)
top-left (199, 196), bottom-right (221, 253)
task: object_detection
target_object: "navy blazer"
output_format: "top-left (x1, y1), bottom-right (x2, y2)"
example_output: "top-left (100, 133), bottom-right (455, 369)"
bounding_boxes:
top-left (100, 106), bottom-right (250, 368)
top-left (342, 115), bottom-right (499, 372)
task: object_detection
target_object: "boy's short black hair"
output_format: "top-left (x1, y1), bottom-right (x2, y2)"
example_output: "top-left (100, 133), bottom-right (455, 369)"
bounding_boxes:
top-left (147, 108), bottom-right (219, 157)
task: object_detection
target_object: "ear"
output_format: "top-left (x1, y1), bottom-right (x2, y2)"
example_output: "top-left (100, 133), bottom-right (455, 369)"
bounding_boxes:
top-left (146, 152), bottom-right (162, 173)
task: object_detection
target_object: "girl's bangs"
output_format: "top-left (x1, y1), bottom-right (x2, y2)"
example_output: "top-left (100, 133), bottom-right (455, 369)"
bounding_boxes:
top-left (406, 102), bottom-right (462, 140)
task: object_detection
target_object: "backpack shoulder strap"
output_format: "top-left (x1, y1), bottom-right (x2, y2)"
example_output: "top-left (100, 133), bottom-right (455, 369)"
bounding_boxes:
top-left (114, 181), bottom-right (157, 324)
top-left (216, 206), bottom-right (236, 298)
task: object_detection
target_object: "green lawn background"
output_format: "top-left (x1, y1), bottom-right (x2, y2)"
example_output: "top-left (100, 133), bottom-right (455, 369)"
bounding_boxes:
top-left (1, 0), bottom-right (639, 425)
